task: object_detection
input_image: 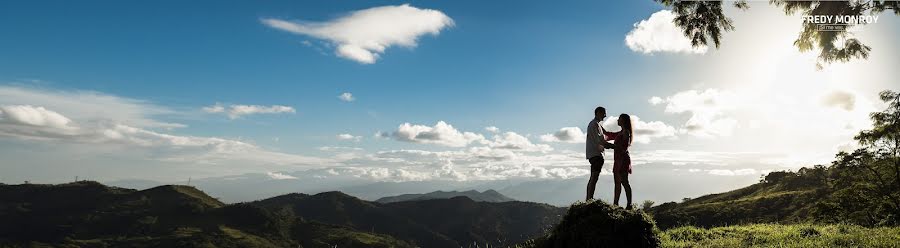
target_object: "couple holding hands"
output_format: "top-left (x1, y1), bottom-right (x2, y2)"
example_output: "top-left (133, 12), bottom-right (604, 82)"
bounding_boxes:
top-left (585, 106), bottom-right (635, 209)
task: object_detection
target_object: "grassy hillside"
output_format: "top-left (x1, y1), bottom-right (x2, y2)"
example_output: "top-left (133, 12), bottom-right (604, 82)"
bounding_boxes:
top-left (649, 169), bottom-right (831, 229)
top-left (661, 224), bottom-right (900, 247)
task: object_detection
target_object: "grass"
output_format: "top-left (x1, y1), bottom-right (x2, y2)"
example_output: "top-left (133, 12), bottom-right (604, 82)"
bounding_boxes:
top-left (661, 224), bottom-right (900, 248)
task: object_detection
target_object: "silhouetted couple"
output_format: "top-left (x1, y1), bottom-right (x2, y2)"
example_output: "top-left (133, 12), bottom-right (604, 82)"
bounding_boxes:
top-left (585, 106), bottom-right (634, 209)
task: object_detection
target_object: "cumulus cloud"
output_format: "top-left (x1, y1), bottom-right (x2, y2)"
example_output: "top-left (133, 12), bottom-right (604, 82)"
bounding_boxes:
top-left (602, 115), bottom-right (678, 144)
top-left (261, 4), bottom-right (454, 64)
top-left (0, 105), bottom-right (74, 130)
top-left (340, 148), bottom-right (591, 181)
top-left (485, 126), bottom-right (500, 133)
top-left (266, 171), bottom-right (298, 180)
top-left (203, 103), bottom-right (295, 119)
top-left (338, 92), bottom-right (355, 102)
top-left (625, 10), bottom-right (707, 54)
top-left (337, 133), bottom-right (362, 141)
top-left (540, 127), bottom-right (586, 143)
top-left (822, 90), bottom-right (856, 111)
top-left (652, 89), bottom-right (738, 137)
top-left (0, 85), bottom-right (184, 129)
top-left (0, 105), bottom-right (79, 139)
top-left (385, 121), bottom-right (485, 147)
top-left (486, 132), bottom-right (552, 152)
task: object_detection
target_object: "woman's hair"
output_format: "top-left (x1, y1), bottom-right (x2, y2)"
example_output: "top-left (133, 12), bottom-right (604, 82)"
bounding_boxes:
top-left (619, 113), bottom-right (633, 145)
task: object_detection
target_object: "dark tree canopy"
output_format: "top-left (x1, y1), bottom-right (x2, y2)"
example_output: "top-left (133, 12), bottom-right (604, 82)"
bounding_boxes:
top-left (656, 0), bottom-right (899, 69)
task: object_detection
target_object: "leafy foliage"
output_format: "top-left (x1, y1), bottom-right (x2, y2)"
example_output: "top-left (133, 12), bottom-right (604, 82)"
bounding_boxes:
top-left (656, 0), bottom-right (737, 48)
top-left (656, 0), bottom-right (899, 69)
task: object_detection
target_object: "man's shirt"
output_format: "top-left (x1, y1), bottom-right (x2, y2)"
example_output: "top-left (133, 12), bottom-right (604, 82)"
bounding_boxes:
top-left (585, 118), bottom-right (606, 159)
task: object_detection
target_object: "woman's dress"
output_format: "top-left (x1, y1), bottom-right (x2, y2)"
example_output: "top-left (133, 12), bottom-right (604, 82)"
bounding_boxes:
top-left (604, 131), bottom-right (632, 174)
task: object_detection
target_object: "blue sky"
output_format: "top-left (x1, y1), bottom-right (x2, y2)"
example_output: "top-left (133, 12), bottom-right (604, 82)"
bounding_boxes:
top-left (1, 1), bottom-right (898, 202)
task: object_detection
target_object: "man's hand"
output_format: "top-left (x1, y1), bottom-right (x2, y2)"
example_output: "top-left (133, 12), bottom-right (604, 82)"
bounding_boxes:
top-left (597, 142), bottom-right (613, 151)
top-left (603, 142), bottom-right (615, 149)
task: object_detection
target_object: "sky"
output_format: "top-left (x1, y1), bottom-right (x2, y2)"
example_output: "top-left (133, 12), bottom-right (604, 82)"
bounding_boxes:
top-left (1, 1), bottom-right (898, 203)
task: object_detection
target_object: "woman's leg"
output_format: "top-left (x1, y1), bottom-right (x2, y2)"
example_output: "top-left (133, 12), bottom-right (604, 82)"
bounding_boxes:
top-left (586, 171), bottom-right (599, 201)
top-left (613, 173), bottom-right (622, 206)
top-left (621, 173), bottom-right (633, 208)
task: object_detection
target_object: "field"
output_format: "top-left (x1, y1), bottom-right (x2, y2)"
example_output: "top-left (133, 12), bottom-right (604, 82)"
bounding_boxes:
top-left (661, 224), bottom-right (900, 248)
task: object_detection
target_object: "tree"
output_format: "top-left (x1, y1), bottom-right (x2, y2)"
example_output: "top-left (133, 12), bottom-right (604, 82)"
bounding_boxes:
top-left (655, 0), bottom-right (899, 69)
top-left (830, 90), bottom-right (900, 225)
top-left (641, 200), bottom-right (655, 211)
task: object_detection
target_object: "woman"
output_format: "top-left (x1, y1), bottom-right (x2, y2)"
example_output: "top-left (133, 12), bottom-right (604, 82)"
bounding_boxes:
top-left (604, 114), bottom-right (633, 209)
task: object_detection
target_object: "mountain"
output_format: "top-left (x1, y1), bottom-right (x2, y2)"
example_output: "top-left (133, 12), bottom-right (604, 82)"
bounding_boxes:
top-left (375, 189), bottom-right (515, 203)
top-left (0, 181), bottom-right (567, 247)
top-left (0, 181), bottom-right (411, 248)
top-left (250, 191), bottom-right (566, 247)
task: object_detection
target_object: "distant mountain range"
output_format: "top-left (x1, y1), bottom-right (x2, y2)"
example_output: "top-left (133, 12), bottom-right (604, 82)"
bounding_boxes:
top-left (105, 168), bottom-right (761, 207)
top-left (375, 189), bottom-right (516, 203)
top-left (0, 181), bottom-right (564, 247)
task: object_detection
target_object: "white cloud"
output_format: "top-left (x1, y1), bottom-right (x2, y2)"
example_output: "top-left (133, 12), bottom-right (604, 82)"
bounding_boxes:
top-left (203, 103), bottom-right (295, 119)
top-left (0, 105), bottom-right (79, 139)
top-left (0, 85), bottom-right (184, 129)
top-left (540, 127), bottom-right (586, 143)
top-left (707, 168), bottom-right (759, 176)
top-left (486, 132), bottom-right (552, 152)
top-left (0, 105), bottom-right (75, 130)
top-left (649, 96), bottom-right (664, 105)
top-left (340, 148), bottom-right (592, 181)
top-left (337, 133), bottom-right (362, 142)
top-left (602, 115), bottom-right (678, 144)
top-left (386, 121), bottom-right (485, 147)
top-left (821, 90), bottom-right (855, 111)
top-left (338, 92), bottom-right (355, 102)
top-left (266, 171), bottom-right (298, 180)
top-left (653, 89), bottom-right (739, 137)
top-left (0, 86), bottom-right (329, 170)
top-left (261, 4), bottom-right (454, 64)
top-left (625, 10), bottom-right (708, 54)
top-left (485, 126), bottom-right (500, 133)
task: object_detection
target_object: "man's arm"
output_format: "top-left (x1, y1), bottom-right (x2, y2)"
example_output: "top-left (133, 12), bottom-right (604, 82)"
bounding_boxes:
top-left (590, 122), bottom-right (615, 150)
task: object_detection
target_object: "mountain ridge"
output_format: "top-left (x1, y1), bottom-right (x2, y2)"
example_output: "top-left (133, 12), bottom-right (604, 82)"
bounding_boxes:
top-left (375, 189), bottom-right (516, 203)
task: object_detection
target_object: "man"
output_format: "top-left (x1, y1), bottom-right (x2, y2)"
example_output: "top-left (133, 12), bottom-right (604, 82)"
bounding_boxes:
top-left (586, 106), bottom-right (615, 201)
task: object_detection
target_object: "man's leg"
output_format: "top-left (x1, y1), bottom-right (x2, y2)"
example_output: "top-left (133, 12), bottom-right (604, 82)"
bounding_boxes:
top-left (586, 172), bottom-right (598, 201)
top-left (585, 157), bottom-right (603, 201)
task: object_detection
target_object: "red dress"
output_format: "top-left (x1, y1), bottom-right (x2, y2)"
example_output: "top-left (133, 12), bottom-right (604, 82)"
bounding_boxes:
top-left (604, 131), bottom-right (632, 174)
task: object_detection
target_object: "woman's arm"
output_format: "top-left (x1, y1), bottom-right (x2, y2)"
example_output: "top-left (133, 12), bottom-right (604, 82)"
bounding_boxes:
top-left (603, 130), bottom-right (618, 141)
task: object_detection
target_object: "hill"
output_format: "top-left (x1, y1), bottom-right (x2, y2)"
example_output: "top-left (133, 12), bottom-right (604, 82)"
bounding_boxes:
top-left (649, 168), bottom-right (831, 229)
top-left (375, 189), bottom-right (516, 203)
top-left (519, 200), bottom-right (661, 248)
top-left (649, 162), bottom-right (898, 229)
top-left (251, 191), bottom-right (566, 247)
top-left (0, 181), bottom-right (411, 248)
